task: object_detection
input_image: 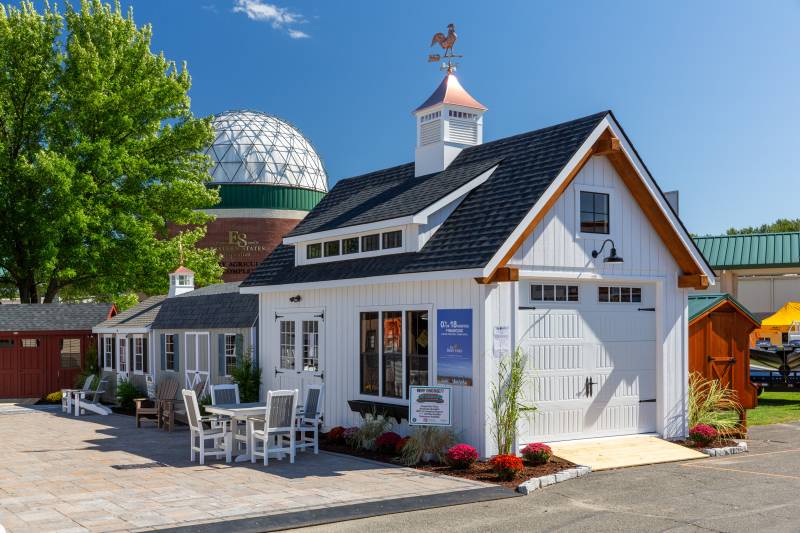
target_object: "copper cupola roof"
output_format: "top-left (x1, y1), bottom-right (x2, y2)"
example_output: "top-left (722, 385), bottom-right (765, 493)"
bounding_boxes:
top-left (414, 72), bottom-right (487, 113)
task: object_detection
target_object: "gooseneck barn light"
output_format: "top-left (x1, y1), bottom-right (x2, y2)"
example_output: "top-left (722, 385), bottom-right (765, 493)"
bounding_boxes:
top-left (591, 239), bottom-right (624, 264)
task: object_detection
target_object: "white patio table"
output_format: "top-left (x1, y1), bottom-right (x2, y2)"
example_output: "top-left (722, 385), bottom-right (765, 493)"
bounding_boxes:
top-left (204, 402), bottom-right (265, 463)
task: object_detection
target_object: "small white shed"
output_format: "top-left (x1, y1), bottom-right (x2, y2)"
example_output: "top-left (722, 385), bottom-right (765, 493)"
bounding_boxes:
top-left (241, 73), bottom-right (714, 457)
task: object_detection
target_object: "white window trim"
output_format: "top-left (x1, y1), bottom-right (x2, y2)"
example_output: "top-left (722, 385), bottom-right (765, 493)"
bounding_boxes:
top-left (117, 335), bottom-right (128, 374)
top-left (132, 335), bottom-right (145, 375)
top-left (299, 227), bottom-right (409, 266)
top-left (102, 336), bottom-right (114, 370)
top-left (164, 333), bottom-right (177, 372)
top-left (574, 183), bottom-right (617, 242)
top-left (224, 333), bottom-right (237, 377)
top-left (526, 281), bottom-right (581, 306)
top-left (355, 304), bottom-right (433, 406)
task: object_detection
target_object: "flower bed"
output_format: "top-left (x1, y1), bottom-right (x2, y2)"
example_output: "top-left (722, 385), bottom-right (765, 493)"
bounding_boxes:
top-left (320, 434), bottom-right (575, 490)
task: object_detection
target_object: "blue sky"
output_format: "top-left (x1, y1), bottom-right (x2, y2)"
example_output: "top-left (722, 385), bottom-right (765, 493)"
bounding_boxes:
top-left (119, 1), bottom-right (798, 234)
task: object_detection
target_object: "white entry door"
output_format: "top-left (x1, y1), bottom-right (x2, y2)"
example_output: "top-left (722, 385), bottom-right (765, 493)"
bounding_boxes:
top-left (184, 333), bottom-right (210, 396)
top-left (272, 313), bottom-right (324, 399)
top-left (518, 282), bottom-right (657, 443)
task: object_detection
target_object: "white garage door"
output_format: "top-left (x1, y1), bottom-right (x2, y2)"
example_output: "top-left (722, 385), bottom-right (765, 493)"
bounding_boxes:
top-left (518, 281), bottom-right (657, 443)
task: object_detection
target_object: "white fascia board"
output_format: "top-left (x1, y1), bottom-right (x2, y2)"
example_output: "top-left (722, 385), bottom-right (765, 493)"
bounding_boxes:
top-left (282, 216), bottom-right (415, 245)
top-left (604, 116), bottom-right (715, 281)
top-left (239, 268), bottom-right (484, 294)
top-left (481, 121), bottom-right (607, 277)
top-left (411, 164), bottom-right (499, 224)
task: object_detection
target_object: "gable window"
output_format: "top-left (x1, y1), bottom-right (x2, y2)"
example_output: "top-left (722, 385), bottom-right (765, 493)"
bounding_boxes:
top-left (133, 337), bottom-right (145, 373)
top-left (324, 240), bottom-right (340, 257)
top-left (165, 334), bottom-right (176, 371)
top-left (599, 286), bottom-right (642, 303)
top-left (531, 283), bottom-right (579, 302)
top-left (342, 237), bottom-right (359, 255)
top-left (307, 243), bottom-right (322, 259)
top-left (60, 339), bottom-right (81, 369)
top-left (382, 230), bottom-right (402, 250)
top-left (360, 309), bottom-right (429, 401)
top-left (362, 234), bottom-right (379, 252)
top-left (103, 337), bottom-right (113, 369)
top-left (224, 334), bottom-right (237, 376)
top-left (580, 191), bottom-right (610, 234)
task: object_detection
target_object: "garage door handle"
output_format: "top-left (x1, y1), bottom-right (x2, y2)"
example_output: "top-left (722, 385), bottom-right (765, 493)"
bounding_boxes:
top-left (638, 307), bottom-right (655, 312)
top-left (639, 398), bottom-right (656, 403)
top-left (518, 306), bottom-right (537, 310)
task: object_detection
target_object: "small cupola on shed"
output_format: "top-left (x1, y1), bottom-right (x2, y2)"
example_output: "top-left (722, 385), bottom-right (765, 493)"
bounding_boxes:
top-left (168, 266), bottom-right (195, 297)
top-left (413, 72), bottom-right (487, 177)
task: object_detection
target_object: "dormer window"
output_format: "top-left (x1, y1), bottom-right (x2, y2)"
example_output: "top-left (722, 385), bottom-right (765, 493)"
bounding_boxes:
top-left (324, 240), bottom-right (340, 257)
top-left (382, 231), bottom-right (402, 249)
top-left (343, 237), bottom-right (359, 254)
top-left (362, 234), bottom-right (379, 252)
top-left (307, 243), bottom-right (322, 259)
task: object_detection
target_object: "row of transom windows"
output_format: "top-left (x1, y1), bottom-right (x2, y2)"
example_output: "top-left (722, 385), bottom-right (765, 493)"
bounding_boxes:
top-left (306, 230), bottom-right (402, 260)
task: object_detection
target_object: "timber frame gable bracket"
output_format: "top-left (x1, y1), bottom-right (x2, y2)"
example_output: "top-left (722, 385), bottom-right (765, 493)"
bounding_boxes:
top-left (477, 117), bottom-right (713, 289)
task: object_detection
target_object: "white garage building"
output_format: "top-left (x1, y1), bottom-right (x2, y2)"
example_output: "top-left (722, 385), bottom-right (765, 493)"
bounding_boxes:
top-left (241, 72), bottom-right (715, 456)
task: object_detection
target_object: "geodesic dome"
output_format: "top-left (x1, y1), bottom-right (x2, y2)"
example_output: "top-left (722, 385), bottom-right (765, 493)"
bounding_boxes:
top-left (205, 110), bottom-right (328, 192)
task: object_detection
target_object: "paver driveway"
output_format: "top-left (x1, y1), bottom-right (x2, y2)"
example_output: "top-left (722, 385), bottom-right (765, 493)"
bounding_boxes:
top-left (0, 405), bottom-right (490, 532)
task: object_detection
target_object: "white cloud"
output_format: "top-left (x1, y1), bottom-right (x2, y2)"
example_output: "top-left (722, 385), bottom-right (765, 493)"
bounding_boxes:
top-left (287, 29), bottom-right (310, 39)
top-left (232, 0), bottom-right (310, 38)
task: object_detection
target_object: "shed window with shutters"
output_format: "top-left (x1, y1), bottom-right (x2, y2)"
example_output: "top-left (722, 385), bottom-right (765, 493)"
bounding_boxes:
top-left (103, 336), bottom-right (114, 369)
top-left (165, 334), bottom-right (176, 371)
top-left (133, 337), bottom-right (145, 374)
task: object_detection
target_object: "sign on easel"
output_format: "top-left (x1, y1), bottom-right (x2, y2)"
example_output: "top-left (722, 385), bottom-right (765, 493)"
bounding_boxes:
top-left (409, 386), bottom-right (452, 426)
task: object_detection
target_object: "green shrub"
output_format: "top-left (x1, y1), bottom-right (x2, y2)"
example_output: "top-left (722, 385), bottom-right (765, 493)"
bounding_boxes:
top-left (44, 391), bottom-right (62, 403)
top-left (400, 426), bottom-right (455, 465)
top-left (115, 378), bottom-right (143, 411)
top-left (230, 349), bottom-right (261, 402)
top-left (74, 344), bottom-right (100, 388)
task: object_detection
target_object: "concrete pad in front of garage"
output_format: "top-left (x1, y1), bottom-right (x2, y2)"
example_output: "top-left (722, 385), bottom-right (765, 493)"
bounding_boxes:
top-left (549, 434), bottom-right (706, 470)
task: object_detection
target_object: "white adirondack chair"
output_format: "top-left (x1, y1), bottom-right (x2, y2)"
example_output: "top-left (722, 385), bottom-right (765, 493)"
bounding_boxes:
top-left (62, 375), bottom-right (95, 414)
top-left (248, 389), bottom-right (298, 466)
top-left (296, 384), bottom-right (324, 454)
top-left (74, 377), bottom-right (112, 416)
top-left (182, 389), bottom-right (232, 465)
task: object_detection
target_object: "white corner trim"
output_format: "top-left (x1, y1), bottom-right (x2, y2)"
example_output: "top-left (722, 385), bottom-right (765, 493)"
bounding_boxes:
top-left (239, 268), bottom-right (485, 293)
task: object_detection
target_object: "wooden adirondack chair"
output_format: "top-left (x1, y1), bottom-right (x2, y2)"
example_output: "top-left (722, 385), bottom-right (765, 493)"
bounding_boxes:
top-left (134, 378), bottom-right (179, 428)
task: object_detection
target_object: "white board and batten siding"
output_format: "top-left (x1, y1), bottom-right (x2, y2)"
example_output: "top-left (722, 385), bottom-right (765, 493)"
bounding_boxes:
top-left (508, 155), bottom-right (690, 441)
top-left (258, 279), bottom-right (491, 453)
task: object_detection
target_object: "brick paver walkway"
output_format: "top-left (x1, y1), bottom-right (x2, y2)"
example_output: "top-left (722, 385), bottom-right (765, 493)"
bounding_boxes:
top-left (0, 407), bottom-right (487, 532)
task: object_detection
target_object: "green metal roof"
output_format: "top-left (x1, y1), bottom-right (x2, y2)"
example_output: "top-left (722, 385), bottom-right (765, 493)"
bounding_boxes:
top-left (688, 293), bottom-right (759, 325)
top-left (693, 232), bottom-right (800, 269)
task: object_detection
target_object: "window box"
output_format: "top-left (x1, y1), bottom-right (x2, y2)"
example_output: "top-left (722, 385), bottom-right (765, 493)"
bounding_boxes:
top-left (347, 399), bottom-right (408, 424)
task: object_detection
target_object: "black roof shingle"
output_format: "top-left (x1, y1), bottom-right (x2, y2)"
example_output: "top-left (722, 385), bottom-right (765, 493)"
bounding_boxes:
top-left (0, 303), bottom-right (114, 332)
top-left (242, 111), bottom-right (608, 287)
top-left (152, 291), bottom-right (257, 330)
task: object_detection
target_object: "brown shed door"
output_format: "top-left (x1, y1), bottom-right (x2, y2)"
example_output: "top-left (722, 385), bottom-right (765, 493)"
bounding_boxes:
top-left (18, 337), bottom-right (47, 397)
top-left (707, 312), bottom-right (735, 389)
top-left (0, 337), bottom-right (17, 397)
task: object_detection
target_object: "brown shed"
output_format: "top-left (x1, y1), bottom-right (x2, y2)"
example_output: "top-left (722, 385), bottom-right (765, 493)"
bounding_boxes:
top-left (689, 294), bottom-right (759, 425)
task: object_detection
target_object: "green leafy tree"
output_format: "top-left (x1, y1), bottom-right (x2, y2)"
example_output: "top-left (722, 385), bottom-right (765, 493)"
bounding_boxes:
top-left (726, 218), bottom-right (800, 235)
top-left (0, 1), bottom-right (221, 303)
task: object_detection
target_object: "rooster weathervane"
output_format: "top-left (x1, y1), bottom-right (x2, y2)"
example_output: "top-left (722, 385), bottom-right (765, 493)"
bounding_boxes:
top-left (428, 23), bottom-right (462, 73)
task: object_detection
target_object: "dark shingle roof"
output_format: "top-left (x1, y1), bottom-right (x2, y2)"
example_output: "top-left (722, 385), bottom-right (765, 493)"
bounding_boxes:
top-left (152, 292), bottom-right (257, 330)
top-left (242, 111), bottom-right (608, 287)
top-left (0, 303), bottom-right (114, 332)
top-left (286, 157), bottom-right (502, 237)
top-left (94, 296), bottom-right (166, 330)
top-left (694, 232), bottom-right (800, 269)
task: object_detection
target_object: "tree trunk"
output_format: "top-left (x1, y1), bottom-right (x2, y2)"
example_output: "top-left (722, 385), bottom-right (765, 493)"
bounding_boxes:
top-left (17, 276), bottom-right (38, 304)
top-left (43, 277), bottom-right (60, 303)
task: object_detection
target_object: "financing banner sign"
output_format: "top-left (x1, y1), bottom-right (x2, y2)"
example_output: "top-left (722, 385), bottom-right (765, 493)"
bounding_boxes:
top-left (436, 308), bottom-right (473, 386)
top-left (409, 386), bottom-right (452, 426)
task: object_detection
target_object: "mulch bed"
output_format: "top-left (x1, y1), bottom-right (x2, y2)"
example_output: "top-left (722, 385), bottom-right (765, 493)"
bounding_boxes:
top-left (320, 440), bottom-right (575, 490)
top-left (674, 438), bottom-right (739, 449)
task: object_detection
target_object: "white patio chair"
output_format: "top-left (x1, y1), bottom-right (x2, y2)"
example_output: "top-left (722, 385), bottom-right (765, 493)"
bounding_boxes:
top-left (210, 384), bottom-right (246, 449)
top-left (181, 389), bottom-right (232, 465)
top-left (248, 389), bottom-right (298, 466)
top-left (74, 377), bottom-right (112, 416)
top-left (296, 384), bottom-right (324, 454)
top-left (62, 374), bottom-right (95, 413)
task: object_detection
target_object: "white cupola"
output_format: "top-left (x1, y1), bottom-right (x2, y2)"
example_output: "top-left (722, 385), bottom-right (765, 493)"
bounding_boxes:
top-left (168, 266), bottom-right (195, 297)
top-left (413, 72), bottom-right (487, 177)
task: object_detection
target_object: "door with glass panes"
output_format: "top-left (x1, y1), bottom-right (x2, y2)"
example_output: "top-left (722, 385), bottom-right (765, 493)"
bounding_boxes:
top-left (274, 313), bottom-right (324, 398)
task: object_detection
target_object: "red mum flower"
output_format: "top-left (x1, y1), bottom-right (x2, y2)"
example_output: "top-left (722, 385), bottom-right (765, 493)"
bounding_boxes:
top-left (521, 442), bottom-right (552, 465)
top-left (490, 454), bottom-right (524, 481)
top-left (446, 444), bottom-right (478, 469)
top-left (326, 426), bottom-right (345, 443)
top-left (375, 431), bottom-right (402, 453)
top-left (688, 424), bottom-right (718, 447)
